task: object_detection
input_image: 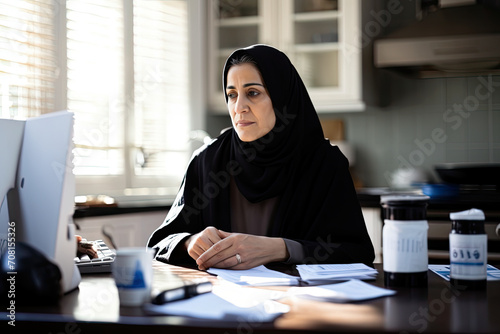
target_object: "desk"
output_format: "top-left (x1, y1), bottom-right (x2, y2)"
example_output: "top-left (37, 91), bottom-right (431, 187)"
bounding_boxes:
top-left (4, 262), bottom-right (500, 333)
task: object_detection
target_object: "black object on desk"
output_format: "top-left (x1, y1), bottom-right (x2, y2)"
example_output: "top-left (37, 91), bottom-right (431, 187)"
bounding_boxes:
top-left (152, 281), bottom-right (212, 304)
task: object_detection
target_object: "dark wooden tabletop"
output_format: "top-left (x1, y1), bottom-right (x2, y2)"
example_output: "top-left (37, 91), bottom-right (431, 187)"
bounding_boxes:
top-left (5, 262), bottom-right (500, 333)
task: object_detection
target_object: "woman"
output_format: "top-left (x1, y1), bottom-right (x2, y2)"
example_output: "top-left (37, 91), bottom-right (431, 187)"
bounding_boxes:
top-left (147, 44), bottom-right (374, 270)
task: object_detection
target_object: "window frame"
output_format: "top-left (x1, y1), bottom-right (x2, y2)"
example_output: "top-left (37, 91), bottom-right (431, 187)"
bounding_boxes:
top-left (52, 0), bottom-right (207, 207)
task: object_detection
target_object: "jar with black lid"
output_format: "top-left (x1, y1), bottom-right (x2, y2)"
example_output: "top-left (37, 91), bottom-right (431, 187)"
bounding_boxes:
top-left (449, 208), bottom-right (487, 290)
top-left (381, 195), bottom-right (429, 288)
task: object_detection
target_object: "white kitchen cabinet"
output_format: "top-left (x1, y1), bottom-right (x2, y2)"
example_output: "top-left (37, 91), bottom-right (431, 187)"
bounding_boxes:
top-left (207, 0), bottom-right (364, 114)
top-left (362, 207), bottom-right (382, 263)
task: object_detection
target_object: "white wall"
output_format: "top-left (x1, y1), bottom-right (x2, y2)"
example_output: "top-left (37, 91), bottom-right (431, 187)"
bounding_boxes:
top-left (74, 210), bottom-right (168, 248)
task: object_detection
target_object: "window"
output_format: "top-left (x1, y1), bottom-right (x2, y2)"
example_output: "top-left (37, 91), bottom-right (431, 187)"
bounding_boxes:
top-left (1, 0), bottom-right (199, 207)
top-left (68, 0), bottom-right (191, 205)
top-left (0, 0), bottom-right (56, 119)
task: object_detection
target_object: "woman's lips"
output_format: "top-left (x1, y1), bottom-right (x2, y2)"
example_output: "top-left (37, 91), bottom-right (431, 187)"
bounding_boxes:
top-left (237, 120), bottom-right (254, 127)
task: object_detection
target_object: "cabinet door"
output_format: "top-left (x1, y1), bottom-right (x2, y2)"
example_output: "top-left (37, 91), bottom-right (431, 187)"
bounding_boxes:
top-left (208, 0), bottom-right (364, 114)
top-left (282, 0), bottom-right (363, 112)
top-left (208, 0), bottom-right (275, 113)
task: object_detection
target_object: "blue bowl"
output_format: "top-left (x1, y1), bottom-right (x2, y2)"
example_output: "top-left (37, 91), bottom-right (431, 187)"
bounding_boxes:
top-left (422, 183), bottom-right (460, 199)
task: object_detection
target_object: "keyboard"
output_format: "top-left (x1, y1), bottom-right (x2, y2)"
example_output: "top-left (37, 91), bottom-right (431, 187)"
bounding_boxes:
top-left (74, 239), bottom-right (116, 274)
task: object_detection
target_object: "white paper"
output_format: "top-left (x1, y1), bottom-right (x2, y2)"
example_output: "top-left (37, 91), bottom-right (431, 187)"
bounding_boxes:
top-left (143, 280), bottom-right (289, 321)
top-left (296, 263), bottom-right (378, 284)
top-left (144, 270), bottom-right (396, 320)
top-left (287, 279), bottom-right (396, 302)
top-left (208, 265), bottom-right (300, 286)
top-left (429, 264), bottom-right (500, 281)
top-left (213, 279), bottom-right (288, 307)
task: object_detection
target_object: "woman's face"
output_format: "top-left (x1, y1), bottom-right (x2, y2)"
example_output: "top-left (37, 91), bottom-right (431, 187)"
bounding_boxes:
top-left (226, 63), bottom-right (275, 142)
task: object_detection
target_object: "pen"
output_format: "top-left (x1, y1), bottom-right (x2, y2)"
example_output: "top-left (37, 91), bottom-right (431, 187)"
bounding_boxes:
top-left (152, 281), bottom-right (213, 304)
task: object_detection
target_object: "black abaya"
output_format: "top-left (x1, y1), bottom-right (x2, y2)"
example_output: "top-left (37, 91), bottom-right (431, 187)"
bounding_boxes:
top-left (147, 45), bottom-right (375, 266)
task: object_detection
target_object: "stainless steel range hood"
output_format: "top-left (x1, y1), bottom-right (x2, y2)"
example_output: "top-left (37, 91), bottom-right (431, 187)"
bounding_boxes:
top-left (374, 3), bottom-right (500, 78)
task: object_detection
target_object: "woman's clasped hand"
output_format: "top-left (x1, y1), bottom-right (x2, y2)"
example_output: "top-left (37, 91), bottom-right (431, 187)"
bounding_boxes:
top-left (185, 227), bottom-right (288, 270)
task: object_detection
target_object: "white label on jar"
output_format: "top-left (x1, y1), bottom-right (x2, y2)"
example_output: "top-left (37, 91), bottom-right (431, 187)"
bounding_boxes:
top-left (449, 234), bottom-right (487, 280)
top-left (383, 220), bottom-right (428, 273)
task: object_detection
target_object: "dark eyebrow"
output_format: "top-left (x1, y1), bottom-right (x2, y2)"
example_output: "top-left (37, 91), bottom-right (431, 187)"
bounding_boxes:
top-left (226, 83), bottom-right (264, 90)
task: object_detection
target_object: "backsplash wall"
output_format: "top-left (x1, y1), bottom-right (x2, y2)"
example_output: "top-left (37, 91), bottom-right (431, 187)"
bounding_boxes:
top-left (334, 72), bottom-right (500, 187)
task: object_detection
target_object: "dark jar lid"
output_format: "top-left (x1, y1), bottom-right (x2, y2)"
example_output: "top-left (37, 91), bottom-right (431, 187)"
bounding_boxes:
top-left (380, 194), bottom-right (429, 221)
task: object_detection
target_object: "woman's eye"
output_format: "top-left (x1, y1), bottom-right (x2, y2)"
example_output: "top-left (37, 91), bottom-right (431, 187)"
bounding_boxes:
top-left (227, 92), bottom-right (237, 99)
top-left (248, 90), bottom-right (260, 97)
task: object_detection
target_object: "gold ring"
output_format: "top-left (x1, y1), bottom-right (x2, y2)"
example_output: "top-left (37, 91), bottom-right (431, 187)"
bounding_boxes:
top-left (235, 253), bottom-right (241, 264)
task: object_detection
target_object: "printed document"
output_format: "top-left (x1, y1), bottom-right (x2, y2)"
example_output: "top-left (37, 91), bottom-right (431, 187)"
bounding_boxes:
top-left (296, 263), bottom-right (378, 284)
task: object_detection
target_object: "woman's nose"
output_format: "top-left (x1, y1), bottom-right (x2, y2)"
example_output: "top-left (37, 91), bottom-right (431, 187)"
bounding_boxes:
top-left (234, 95), bottom-right (248, 114)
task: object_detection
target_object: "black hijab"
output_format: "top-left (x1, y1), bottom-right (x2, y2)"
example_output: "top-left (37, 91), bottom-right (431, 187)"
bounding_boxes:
top-left (223, 44), bottom-right (326, 203)
top-left (148, 44), bottom-right (374, 265)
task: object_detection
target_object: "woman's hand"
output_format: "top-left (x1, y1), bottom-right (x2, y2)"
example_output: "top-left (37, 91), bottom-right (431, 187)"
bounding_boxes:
top-left (196, 230), bottom-right (289, 270)
top-left (184, 226), bottom-right (224, 261)
top-left (75, 235), bottom-right (98, 259)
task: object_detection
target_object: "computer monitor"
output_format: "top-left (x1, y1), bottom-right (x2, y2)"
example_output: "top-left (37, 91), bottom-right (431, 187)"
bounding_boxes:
top-left (0, 111), bottom-right (81, 294)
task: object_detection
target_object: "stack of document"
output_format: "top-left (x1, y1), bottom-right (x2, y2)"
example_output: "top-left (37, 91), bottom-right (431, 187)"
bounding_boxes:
top-left (296, 263), bottom-right (378, 284)
top-left (208, 265), bottom-right (300, 286)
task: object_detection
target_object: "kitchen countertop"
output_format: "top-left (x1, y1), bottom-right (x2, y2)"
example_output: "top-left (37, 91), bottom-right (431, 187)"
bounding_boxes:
top-left (357, 187), bottom-right (500, 220)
